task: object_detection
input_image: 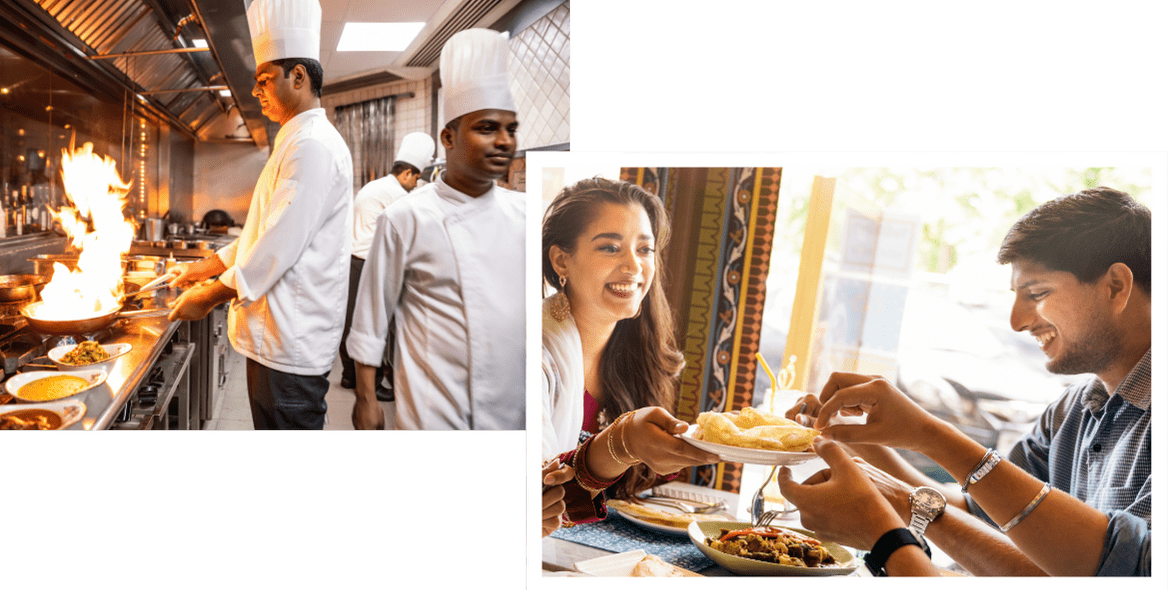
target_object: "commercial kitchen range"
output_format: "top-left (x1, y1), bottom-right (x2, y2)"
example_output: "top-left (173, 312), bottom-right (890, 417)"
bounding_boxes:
top-left (1, 242), bottom-right (234, 430)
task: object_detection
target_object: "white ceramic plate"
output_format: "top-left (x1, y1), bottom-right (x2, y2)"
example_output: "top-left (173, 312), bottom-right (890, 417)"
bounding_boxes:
top-left (574, 550), bottom-right (646, 576)
top-left (608, 497), bottom-right (733, 536)
top-left (688, 521), bottom-right (857, 576)
top-left (0, 399), bottom-right (87, 430)
top-left (4, 369), bottom-right (107, 403)
top-left (679, 423), bottom-right (819, 465)
top-left (48, 342), bottom-right (132, 373)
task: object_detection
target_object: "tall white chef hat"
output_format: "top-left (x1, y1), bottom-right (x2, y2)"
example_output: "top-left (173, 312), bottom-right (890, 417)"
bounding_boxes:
top-left (441, 28), bottom-right (517, 125)
top-left (247, 0), bottom-right (322, 66)
top-left (395, 133), bottom-right (435, 171)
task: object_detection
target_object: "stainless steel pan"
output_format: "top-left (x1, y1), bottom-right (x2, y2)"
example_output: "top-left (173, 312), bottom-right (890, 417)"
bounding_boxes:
top-left (0, 275), bottom-right (47, 303)
top-left (19, 301), bottom-right (170, 336)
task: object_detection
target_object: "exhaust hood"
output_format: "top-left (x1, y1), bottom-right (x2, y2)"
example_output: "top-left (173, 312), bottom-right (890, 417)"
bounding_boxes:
top-left (0, 0), bottom-right (541, 146)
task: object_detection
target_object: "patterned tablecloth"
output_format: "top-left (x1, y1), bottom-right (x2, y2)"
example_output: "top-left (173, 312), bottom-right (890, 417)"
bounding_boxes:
top-left (549, 513), bottom-right (716, 572)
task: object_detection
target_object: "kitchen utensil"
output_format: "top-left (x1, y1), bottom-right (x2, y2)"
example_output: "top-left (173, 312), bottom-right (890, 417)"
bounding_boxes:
top-left (202, 209), bottom-right (234, 229)
top-left (19, 301), bottom-right (171, 336)
top-left (750, 465), bottom-right (779, 525)
top-left (0, 274), bottom-right (47, 302)
top-left (144, 218), bottom-right (165, 241)
top-left (755, 510), bottom-right (780, 528)
top-left (639, 496), bottom-right (727, 514)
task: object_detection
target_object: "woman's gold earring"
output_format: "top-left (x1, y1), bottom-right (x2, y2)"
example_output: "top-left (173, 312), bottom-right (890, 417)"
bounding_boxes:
top-left (550, 275), bottom-right (571, 322)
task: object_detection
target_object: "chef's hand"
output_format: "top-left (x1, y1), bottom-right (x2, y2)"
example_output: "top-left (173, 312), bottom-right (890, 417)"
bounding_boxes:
top-left (778, 437), bottom-right (906, 550)
top-left (352, 394), bottom-right (385, 430)
top-left (622, 407), bottom-right (720, 476)
top-left (810, 372), bottom-right (942, 454)
top-left (351, 363), bottom-right (385, 429)
top-left (167, 280), bottom-right (233, 322)
top-left (542, 460), bottom-right (574, 537)
top-left (168, 255), bottom-right (226, 290)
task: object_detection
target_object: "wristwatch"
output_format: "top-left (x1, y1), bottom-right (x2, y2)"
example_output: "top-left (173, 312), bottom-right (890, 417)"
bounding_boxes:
top-left (865, 528), bottom-right (929, 576)
top-left (908, 486), bottom-right (946, 537)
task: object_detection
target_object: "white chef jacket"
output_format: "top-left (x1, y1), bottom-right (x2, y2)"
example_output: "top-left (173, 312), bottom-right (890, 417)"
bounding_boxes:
top-left (346, 177), bottom-right (525, 430)
top-left (351, 174), bottom-right (407, 260)
top-left (216, 108), bottom-right (353, 376)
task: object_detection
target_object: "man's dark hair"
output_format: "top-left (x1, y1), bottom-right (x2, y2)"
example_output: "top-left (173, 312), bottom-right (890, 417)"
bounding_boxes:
top-left (391, 161), bottom-right (419, 176)
top-left (997, 186), bottom-right (1150, 294)
top-left (271, 58), bottom-right (323, 98)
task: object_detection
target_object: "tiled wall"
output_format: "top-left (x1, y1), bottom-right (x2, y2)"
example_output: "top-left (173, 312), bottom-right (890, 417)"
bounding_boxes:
top-left (325, 0), bottom-right (571, 164)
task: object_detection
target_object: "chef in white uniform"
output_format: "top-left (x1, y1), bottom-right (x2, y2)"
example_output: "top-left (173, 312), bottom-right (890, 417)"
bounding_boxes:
top-left (168, 0), bottom-right (352, 430)
top-left (347, 28), bottom-right (524, 430)
top-left (339, 132), bottom-right (435, 396)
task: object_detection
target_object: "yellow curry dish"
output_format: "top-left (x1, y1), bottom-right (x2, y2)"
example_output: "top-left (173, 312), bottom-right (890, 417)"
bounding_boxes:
top-left (706, 526), bottom-right (839, 568)
top-left (17, 375), bottom-right (91, 402)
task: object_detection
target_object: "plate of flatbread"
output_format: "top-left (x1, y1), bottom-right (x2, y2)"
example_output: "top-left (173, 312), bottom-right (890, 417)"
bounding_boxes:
top-left (680, 407), bottom-right (821, 465)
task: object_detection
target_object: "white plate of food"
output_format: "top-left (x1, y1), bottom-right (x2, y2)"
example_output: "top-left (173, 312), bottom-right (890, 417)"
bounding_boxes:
top-left (4, 370), bottom-right (107, 403)
top-left (0, 399), bottom-right (87, 430)
top-left (48, 341), bottom-right (132, 373)
top-left (689, 520), bottom-right (857, 576)
top-left (574, 550), bottom-right (703, 577)
top-left (606, 497), bottom-right (732, 536)
top-left (680, 423), bottom-right (819, 465)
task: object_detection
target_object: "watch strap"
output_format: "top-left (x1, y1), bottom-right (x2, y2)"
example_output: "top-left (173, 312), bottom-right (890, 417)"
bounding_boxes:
top-left (865, 528), bottom-right (931, 576)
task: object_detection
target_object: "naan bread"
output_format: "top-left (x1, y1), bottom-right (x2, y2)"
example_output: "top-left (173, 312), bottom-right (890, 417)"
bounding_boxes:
top-left (694, 407), bottom-right (818, 451)
top-left (606, 499), bottom-right (724, 528)
top-left (630, 554), bottom-right (703, 577)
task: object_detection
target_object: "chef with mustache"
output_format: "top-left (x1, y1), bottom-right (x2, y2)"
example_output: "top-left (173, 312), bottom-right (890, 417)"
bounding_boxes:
top-left (167, 0), bottom-right (352, 430)
top-left (346, 28), bottom-right (525, 430)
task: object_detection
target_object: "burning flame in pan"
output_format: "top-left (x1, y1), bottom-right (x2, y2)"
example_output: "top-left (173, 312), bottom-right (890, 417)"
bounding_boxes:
top-left (36, 142), bottom-right (135, 319)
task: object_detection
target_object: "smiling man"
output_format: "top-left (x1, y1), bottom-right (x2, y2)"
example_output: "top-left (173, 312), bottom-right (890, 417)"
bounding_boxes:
top-left (168, 0), bottom-right (352, 430)
top-left (346, 28), bottom-right (525, 430)
top-left (782, 187), bottom-right (1150, 576)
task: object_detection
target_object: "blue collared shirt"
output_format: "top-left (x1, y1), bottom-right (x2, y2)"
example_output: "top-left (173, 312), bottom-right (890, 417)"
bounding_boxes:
top-left (966, 349), bottom-right (1151, 575)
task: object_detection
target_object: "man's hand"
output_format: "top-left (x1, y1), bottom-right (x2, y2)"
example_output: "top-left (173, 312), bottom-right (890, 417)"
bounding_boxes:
top-left (168, 255), bottom-right (226, 290)
top-left (777, 437), bottom-right (906, 550)
top-left (351, 362), bottom-right (385, 429)
top-left (167, 280), bottom-right (233, 322)
top-left (811, 372), bottom-right (944, 454)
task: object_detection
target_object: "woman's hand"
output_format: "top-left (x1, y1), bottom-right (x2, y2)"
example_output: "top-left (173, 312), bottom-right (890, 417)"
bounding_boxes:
top-left (777, 437), bottom-right (906, 550)
top-left (542, 460), bottom-right (574, 537)
top-left (621, 407), bottom-right (719, 475)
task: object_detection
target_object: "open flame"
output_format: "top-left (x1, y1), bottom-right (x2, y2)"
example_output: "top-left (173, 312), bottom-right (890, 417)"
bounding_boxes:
top-left (35, 142), bottom-right (135, 320)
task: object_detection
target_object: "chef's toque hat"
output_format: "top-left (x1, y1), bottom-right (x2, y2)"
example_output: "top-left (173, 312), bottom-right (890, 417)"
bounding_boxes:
top-left (247, 0), bottom-right (322, 66)
top-left (395, 133), bottom-right (435, 171)
top-left (441, 28), bottom-right (517, 125)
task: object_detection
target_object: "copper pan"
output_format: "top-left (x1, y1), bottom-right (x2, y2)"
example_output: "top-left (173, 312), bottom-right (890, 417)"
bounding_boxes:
top-left (19, 301), bottom-right (170, 336)
top-left (0, 275), bottom-right (47, 303)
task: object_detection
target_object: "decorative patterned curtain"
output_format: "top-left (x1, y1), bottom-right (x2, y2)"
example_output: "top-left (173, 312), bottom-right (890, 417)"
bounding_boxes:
top-left (334, 96), bottom-right (397, 191)
top-left (621, 167), bottom-right (783, 494)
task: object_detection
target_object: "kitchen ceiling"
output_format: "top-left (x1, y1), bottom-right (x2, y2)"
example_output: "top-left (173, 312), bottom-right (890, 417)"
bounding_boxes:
top-left (2, 0), bottom-right (526, 146)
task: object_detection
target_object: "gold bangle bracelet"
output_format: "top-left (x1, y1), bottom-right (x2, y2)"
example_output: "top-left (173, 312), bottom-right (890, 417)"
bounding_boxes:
top-left (616, 412), bottom-right (641, 465)
top-left (605, 423), bottom-right (631, 466)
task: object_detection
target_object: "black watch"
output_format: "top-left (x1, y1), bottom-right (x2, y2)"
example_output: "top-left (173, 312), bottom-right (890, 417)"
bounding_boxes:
top-left (864, 528), bottom-right (931, 576)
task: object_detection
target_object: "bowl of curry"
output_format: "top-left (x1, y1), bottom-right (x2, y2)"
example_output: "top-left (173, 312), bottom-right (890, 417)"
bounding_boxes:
top-left (4, 369), bottom-right (107, 403)
top-left (0, 399), bottom-right (86, 429)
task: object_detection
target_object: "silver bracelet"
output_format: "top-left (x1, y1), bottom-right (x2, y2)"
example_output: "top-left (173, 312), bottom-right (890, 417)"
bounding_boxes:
top-left (962, 449), bottom-right (1000, 493)
top-left (998, 482), bottom-right (1051, 533)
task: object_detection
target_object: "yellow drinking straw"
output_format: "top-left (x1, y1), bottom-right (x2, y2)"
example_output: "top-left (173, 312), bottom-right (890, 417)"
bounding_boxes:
top-left (755, 352), bottom-right (778, 413)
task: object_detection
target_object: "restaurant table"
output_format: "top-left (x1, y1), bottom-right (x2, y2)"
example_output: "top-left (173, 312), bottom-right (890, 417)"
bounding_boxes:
top-left (543, 464), bottom-right (962, 578)
top-left (542, 479), bottom-right (873, 577)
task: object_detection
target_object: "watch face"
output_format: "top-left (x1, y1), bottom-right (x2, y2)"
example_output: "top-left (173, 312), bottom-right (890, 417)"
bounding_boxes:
top-left (912, 487), bottom-right (946, 516)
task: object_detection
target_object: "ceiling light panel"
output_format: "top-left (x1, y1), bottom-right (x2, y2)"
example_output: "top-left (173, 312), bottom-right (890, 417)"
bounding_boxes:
top-left (337, 22), bottom-right (425, 51)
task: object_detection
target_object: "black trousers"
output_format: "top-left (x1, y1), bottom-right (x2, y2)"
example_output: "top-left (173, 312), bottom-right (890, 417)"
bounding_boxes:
top-left (245, 359), bottom-right (330, 430)
top-left (339, 255), bottom-right (391, 387)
